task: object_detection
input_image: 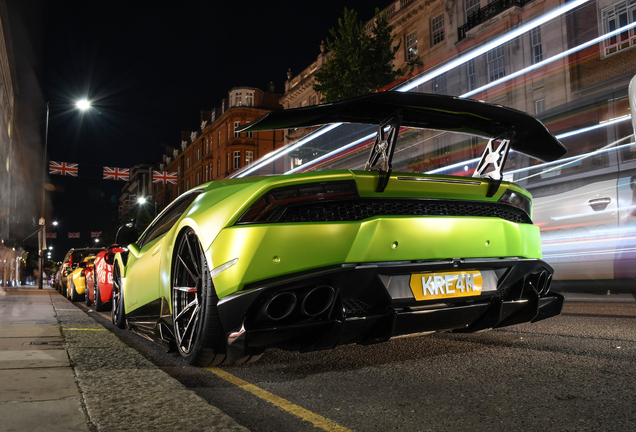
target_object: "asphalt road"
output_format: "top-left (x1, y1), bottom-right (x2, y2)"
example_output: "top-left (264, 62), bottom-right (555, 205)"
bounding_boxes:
top-left (79, 293), bottom-right (636, 432)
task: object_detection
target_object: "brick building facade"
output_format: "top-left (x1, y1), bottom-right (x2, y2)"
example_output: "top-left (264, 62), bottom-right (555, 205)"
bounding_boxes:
top-left (151, 87), bottom-right (284, 212)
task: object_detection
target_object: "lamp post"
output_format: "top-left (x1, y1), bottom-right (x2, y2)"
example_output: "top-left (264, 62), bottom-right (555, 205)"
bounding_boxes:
top-left (39, 99), bottom-right (92, 289)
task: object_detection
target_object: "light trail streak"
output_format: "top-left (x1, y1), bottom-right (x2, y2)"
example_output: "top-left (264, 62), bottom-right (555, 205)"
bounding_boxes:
top-left (234, 0), bottom-right (633, 181)
top-left (398, 0), bottom-right (592, 92)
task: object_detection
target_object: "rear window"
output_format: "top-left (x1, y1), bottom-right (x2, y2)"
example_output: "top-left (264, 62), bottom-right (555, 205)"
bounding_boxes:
top-left (71, 249), bottom-right (102, 263)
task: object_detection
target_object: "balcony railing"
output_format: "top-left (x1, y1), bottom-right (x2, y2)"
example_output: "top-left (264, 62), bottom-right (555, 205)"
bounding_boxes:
top-left (458, 0), bottom-right (535, 40)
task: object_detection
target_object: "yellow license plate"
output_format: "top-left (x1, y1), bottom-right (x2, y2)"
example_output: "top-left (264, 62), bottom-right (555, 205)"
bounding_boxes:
top-left (410, 270), bottom-right (483, 301)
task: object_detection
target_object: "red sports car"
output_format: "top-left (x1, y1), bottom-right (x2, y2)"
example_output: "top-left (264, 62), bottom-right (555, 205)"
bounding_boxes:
top-left (86, 245), bottom-right (126, 311)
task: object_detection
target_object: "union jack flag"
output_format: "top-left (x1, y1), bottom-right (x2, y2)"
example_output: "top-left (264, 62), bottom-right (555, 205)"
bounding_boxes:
top-left (91, 231), bottom-right (102, 238)
top-left (68, 232), bottom-right (80, 239)
top-left (153, 170), bottom-right (177, 184)
top-left (49, 161), bottom-right (78, 176)
top-left (103, 167), bottom-right (130, 181)
top-left (46, 233), bottom-right (57, 239)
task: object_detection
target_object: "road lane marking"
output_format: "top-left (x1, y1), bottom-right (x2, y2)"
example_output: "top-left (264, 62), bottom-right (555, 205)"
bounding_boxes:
top-left (206, 367), bottom-right (353, 432)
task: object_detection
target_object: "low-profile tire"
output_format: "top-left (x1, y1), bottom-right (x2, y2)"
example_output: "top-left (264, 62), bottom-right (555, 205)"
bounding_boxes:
top-left (93, 277), bottom-right (107, 312)
top-left (69, 280), bottom-right (80, 302)
top-left (85, 282), bottom-right (92, 306)
top-left (172, 228), bottom-right (226, 366)
top-left (111, 261), bottom-right (126, 328)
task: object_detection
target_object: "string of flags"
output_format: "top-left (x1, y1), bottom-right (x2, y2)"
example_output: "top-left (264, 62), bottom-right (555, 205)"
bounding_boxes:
top-left (46, 232), bottom-right (103, 239)
top-left (49, 161), bottom-right (78, 177)
top-left (152, 170), bottom-right (177, 184)
top-left (48, 161), bottom-right (177, 184)
top-left (103, 167), bottom-right (129, 181)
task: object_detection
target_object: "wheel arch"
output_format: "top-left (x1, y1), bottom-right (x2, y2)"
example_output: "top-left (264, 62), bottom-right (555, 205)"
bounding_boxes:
top-left (164, 220), bottom-right (220, 303)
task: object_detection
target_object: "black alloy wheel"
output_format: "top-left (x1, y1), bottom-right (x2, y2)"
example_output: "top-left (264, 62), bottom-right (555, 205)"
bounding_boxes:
top-left (172, 228), bottom-right (226, 366)
top-left (85, 284), bottom-right (91, 306)
top-left (111, 262), bottom-right (125, 328)
top-left (94, 276), bottom-right (106, 312)
top-left (70, 280), bottom-right (82, 302)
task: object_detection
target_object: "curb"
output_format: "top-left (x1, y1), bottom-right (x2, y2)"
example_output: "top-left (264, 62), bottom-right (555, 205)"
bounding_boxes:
top-left (52, 293), bottom-right (249, 431)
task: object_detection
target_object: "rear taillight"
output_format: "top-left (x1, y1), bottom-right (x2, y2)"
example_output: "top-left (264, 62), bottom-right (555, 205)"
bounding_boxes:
top-left (498, 189), bottom-right (532, 217)
top-left (238, 181), bottom-right (358, 224)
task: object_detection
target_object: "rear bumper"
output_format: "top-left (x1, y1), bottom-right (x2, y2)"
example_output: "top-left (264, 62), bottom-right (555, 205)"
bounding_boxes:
top-left (217, 258), bottom-right (563, 362)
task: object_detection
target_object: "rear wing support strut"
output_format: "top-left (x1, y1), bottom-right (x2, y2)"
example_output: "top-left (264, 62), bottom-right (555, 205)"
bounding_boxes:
top-left (473, 135), bottom-right (512, 197)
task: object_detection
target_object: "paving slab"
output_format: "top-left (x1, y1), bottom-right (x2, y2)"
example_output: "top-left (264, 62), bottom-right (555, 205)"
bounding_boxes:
top-left (0, 367), bottom-right (78, 401)
top-left (0, 337), bottom-right (63, 350)
top-left (0, 323), bottom-right (61, 337)
top-left (0, 287), bottom-right (250, 431)
top-left (0, 399), bottom-right (89, 432)
top-left (0, 349), bottom-right (70, 369)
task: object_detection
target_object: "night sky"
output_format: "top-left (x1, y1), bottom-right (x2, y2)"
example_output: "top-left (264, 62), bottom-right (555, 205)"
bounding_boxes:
top-left (16, 1), bottom-right (391, 260)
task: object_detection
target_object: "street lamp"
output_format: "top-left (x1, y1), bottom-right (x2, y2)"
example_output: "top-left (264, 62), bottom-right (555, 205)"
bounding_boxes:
top-left (39, 99), bottom-right (92, 289)
top-left (137, 195), bottom-right (157, 217)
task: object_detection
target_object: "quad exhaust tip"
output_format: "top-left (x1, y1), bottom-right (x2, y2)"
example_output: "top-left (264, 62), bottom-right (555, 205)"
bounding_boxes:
top-left (301, 285), bottom-right (335, 317)
top-left (259, 291), bottom-right (297, 322)
top-left (530, 270), bottom-right (551, 295)
top-left (258, 285), bottom-right (337, 323)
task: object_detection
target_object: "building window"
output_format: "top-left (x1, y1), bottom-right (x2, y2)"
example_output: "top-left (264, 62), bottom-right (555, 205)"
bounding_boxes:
top-left (487, 46), bottom-right (506, 82)
top-left (406, 30), bottom-right (418, 60)
top-left (601, 0), bottom-right (636, 57)
top-left (465, 0), bottom-right (480, 20)
top-left (234, 121), bottom-right (241, 138)
top-left (246, 151), bottom-right (254, 166)
top-left (247, 130), bottom-right (253, 138)
top-left (467, 58), bottom-right (476, 91)
top-left (186, 158), bottom-right (190, 169)
top-left (531, 27), bottom-right (543, 64)
top-left (246, 92), bottom-right (254, 106)
top-left (209, 165), bottom-right (212, 181)
top-left (431, 14), bottom-right (445, 46)
top-left (196, 172), bottom-right (200, 185)
top-left (233, 151), bottom-right (240, 169)
top-left (433, 73), bottom-right (447, 95)
top-left (218, 131), bottom-right (221, 147)
top-left (227, 153), bottom-right (229, 171)
top-left (205, 140), bottom-right (209, 154)
top-left (186, 180), bottom-right (190, 190)
top-left (227, 124), bottom-right (230, 139)
top-left (217, 158), bottom-right (221, 177)
top-left (310, 94), bottom-right (317, 105)
top-left (205, 164), bottom-right (208, 182)
top-left (233, 92), bottom-right (242, 107)
top-left (535, 98), bottom-right (545, 115)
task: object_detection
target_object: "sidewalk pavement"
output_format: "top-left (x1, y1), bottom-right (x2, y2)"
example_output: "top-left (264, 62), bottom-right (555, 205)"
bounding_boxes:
top-left (0, 286), bottom-right (248, 432)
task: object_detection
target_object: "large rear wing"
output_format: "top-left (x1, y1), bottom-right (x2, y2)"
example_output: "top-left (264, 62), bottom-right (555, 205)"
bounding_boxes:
top-left (239, 92), bottom-right (567, 161)
top-left (239, 92), bottom-right (567, 193)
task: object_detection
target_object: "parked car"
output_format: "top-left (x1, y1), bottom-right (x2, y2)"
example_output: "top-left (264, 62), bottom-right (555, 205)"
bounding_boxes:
top-left (85, 245), bottom-right (126, 311)
top-left (67, 256), bottom-right (95, 302)
top-left (58, 248), bottom-right (103, 297)
top-left (111, 92), bottom-right (567, 367)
